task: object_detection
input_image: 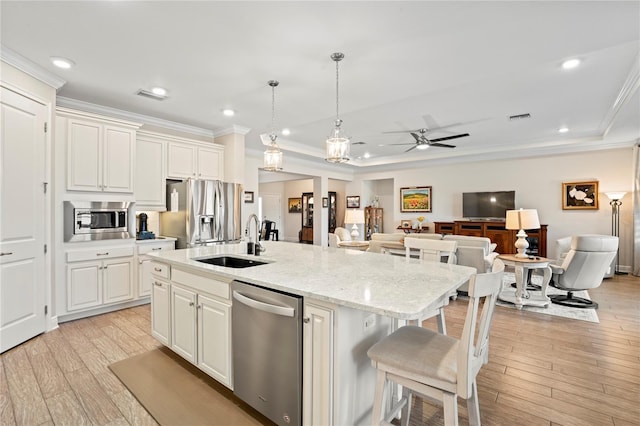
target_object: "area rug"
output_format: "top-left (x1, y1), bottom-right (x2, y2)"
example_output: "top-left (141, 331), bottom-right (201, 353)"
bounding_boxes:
top-left (495, 272), bottom-right (599, 323)
top-left (109, 346), bottom-right (271, 426)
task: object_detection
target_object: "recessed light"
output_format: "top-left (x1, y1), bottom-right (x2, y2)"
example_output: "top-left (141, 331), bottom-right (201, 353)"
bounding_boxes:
top-left (50, 57), bottom-right (74, 69)
top-left (151, 87), bottom-right (167, 96)
top-left (558, 127), bottom-right (569, 133)
top-left (281, 128), bottom-right (291, 136)
top-left (562, 59), bottom-right (580, 69)
top-left (222, 109), bottom-right (235, 117)
top-left (363, 152), bottom-right (371, 159)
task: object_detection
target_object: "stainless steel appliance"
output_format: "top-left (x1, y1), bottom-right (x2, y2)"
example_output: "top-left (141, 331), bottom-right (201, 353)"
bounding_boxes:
top-left (160, 179), bottom-right (243, 248)
top-left (63, 201), bottom-right (135, 242)
top-left (232, 280), bottom-right (302, 426)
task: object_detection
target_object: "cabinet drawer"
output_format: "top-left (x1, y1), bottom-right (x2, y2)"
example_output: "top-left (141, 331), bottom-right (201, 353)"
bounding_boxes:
top-left (171, 268), bottom-right (230, 300)
top-left (138, 241), bottom-right (175, 255)
top-left (150, 261), bottom-right (170, 279)
top-left (67, 246), bottom-right (134, 263)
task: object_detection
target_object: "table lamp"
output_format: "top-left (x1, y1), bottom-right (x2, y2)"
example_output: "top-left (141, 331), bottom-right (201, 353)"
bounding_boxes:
top-left (505, 208), bottom-right (540, 258)
top-left (344, 209), bottom-right (365, 239)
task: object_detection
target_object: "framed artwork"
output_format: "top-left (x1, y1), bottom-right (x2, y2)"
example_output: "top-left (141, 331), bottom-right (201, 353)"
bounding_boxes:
top-left (322, 197), bottom-right (328, 208)
top-left (244, 191), bottom-right (254, 203)
top-left (346, 196), bottom-right (360, 208)
top-left (288, 197), bottom-right (302, 213)
top-left (401, 220), bottom-right (411, 229)
top-left (400, 186), bottom-right (432, 212)
top-left (562, 181), bottom-right (599, 210)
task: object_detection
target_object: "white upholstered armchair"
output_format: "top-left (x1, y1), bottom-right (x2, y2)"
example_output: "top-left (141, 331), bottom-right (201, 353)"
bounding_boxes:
top-left (550, 235), bottom-right (618, 309)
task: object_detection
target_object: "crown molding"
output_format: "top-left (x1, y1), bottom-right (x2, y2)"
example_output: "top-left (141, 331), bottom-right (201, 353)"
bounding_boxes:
top-left (600, 51), bottom-right (640, 137)
top-left (57, 97), bottom-right (215, 138)
top-left (214, 125), bottom-right (252, 137)
top-left (0, 44), bottom-right (66, 89)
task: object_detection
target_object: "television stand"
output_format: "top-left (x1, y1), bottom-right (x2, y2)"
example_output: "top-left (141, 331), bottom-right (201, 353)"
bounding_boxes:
top-left (434, 220), bottom-right (547, 257)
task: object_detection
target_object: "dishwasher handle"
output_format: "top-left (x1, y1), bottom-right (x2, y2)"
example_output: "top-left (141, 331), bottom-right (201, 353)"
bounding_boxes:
top-left (233, 290), bottom-right (295, 317)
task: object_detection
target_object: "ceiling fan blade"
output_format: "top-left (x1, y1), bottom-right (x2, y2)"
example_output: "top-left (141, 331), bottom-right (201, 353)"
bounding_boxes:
top-left (382, 129), bottom-right (424, 134)
top-left (428, 142), bottom-right (456, 148)
top-left (404, 145), bottom-right (417, 153)
top-left (410, 132), bottom-right (423, 142)
top-left (382, 143), bottom-right (416, 146)
top-left (429, 133), bottom-right (469, 142)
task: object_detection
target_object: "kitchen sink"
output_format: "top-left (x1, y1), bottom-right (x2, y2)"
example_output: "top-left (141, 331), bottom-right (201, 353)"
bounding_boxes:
top-left (194, 256), bottom-right (268, 268)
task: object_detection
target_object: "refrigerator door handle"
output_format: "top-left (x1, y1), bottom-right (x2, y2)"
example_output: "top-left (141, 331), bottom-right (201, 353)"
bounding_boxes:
top-left (232, 290), bottom-right (295, 317)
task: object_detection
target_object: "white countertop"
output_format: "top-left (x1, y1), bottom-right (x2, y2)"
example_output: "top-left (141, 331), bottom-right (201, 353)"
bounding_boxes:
top-left (149, 241), bottom-right (475, 320)
top-left (135, 236), bottom-right (177, 244)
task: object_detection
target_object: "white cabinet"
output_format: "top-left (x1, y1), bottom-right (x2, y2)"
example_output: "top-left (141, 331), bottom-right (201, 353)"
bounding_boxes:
top-left (60, 108), bottom-right (140, 193)
top-left (66, 246), bottom-right (135, 312)
top-left (151, 278), bottom-right (171, 346)
top-left (152, 264), bottom-right (232, 388)
top-left (167, 141), bottom-right (224, 180)
top-left (197, 294), bottom-right (231, 385)
top-left (303, 302), bottom-right (335, 426)
top-left (137, 240), bottom-right (175, 297)
top-left (135, 133), bottom-right (165, 209)
top-left (171, 284), bottom-right (197, 363)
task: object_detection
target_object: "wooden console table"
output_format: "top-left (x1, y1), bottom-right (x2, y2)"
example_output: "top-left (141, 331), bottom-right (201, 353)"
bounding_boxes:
top-left (434, 220), bottom-right (547, 257)
top-left (396, 226), bottom-right (430, 234)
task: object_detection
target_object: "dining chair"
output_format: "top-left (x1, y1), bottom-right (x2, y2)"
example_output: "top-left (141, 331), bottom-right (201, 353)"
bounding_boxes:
top-left (403, 237), bottom-right (459, 334)
top-left (367, 259), bottom-right (505, 426)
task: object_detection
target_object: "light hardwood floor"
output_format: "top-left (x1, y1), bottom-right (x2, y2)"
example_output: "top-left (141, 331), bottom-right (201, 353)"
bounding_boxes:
top-left (1, 274), bottom-right (638, 425)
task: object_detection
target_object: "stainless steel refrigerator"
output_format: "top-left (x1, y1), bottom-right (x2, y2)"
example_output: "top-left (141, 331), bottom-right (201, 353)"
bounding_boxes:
top-left (160, 179), bottom-right (243, 249)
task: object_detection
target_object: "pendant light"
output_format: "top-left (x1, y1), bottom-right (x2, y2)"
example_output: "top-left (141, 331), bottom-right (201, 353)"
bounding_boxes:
top-left (325, 52), bottom-right (350, 163)
top-left (263, 80), bottom-right (283, 171)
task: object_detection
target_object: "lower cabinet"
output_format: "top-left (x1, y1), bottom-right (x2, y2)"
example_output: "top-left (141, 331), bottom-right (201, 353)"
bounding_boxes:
top-left (66, 247), bottom-right (135, 312)
top-left (150, 263), bottom-right (233, 389)
top-left (151, 278), bottom-right (171, 346)
top-left (137, 240), bottom-right (175, 297)
top-left (303, 302), bottom-right (334, 426)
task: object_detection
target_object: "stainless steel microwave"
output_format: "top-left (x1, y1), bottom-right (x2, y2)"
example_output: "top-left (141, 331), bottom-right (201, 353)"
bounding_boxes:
top-left (64, 201), bottom-right (135, 242)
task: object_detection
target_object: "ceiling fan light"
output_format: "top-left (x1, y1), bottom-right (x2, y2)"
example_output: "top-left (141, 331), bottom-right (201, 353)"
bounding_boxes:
top-left (416, 144), bottom-right (430, 150)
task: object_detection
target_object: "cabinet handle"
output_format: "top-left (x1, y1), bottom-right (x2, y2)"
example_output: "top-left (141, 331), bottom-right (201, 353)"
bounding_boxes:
top-left (303, 317), bottom-right (310, 323)
top-left (154, 267), bottom-right (162, 272)
top-left (197, 305), bottom-right (202, 310)
top-left (139, 260), bottom-right (144, 264)
top-left (0, 252), bottom-right (13, 256)
top-left (189, 302), bottom-right (195, 307)
top-left (96, 252), bottom-right (109, 256)
top-left (152, 247), bottom-right (162, 251)
top-left (154, 281), bottom-right (162, 287)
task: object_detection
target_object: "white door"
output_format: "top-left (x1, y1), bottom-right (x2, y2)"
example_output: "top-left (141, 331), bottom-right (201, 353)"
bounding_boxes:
top-left (197, 294), bottom-right (231, 387)
top-left (260, 193), bottom-right (282, 236)
top-left (171, 285), bottom-right (197, 363)
top-left (102, 257), bottom-right (133, 304)
top-left (0, 87), bottom-right (47, 353)
top-left (151, 279), bottom-right (171, 346)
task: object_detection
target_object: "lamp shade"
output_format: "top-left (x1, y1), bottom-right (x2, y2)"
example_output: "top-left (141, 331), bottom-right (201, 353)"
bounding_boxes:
top-left (344, 209), bottom-right (365, 224)
top-left (605, 191), bottom-right (626, 201)
top-left (505, 209), bottom-right (540, 230)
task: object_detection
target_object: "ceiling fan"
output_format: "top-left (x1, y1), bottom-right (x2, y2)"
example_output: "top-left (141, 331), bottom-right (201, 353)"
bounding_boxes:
top-left (382, 128), bottom-right (470, 152)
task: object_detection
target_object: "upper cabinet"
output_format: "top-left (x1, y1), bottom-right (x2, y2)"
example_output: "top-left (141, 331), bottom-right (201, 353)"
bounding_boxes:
top-left (167, 141), bottom-right (224, 180)
top-left (59, 108), bottom-right (140, 193)
top-left (135, 132), bottom-right (166, 209)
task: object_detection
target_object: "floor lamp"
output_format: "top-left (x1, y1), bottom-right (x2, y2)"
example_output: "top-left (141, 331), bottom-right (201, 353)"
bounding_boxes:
top-left (606, 191), bottom-right (627, 275)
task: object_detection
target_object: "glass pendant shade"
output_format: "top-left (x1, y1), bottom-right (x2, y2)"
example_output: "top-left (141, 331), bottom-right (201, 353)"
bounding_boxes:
top-left (326, 119), bottom-right (350, 163)
top-left (263, 134), bottom-right (283, 171)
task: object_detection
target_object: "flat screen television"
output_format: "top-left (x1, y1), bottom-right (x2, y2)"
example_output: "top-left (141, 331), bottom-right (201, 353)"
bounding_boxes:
top-left (462, 191), bottom-right (515, 220)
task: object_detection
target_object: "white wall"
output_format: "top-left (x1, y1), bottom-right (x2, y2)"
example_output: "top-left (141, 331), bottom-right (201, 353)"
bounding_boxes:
top-left (355, 148), bottom-right (633, 264)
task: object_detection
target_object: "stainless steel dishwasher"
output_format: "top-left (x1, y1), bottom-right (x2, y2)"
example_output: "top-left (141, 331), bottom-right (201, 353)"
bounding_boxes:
top-left (231, 280), bottom-right (303, 426)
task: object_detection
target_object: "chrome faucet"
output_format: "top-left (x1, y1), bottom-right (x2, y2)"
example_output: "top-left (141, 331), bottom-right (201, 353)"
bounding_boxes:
top-left (245, 214), bottom-right (263, 255)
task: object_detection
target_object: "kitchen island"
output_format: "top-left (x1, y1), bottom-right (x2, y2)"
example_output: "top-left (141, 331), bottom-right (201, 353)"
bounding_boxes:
top-left (148, 241), bottom-right (475, 426)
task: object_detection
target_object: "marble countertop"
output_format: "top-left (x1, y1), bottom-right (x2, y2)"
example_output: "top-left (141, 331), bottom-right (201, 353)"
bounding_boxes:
top-left (135, 236), bottom-right (177, 244)
top-left (149, 241), bottom-right (475, 320)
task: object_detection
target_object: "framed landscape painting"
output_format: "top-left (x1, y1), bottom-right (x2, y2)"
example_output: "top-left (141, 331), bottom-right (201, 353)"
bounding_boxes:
top-left (562, 181), bottom-right (599, 210)
top-left (400, 186), bottom-right (432, 212)
top-left (346, 196), bottom-right (360, 209)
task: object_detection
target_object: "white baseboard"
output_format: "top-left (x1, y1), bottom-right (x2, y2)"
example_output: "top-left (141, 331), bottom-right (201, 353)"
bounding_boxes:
top-left (58, 298), bottom-right (150, 323)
